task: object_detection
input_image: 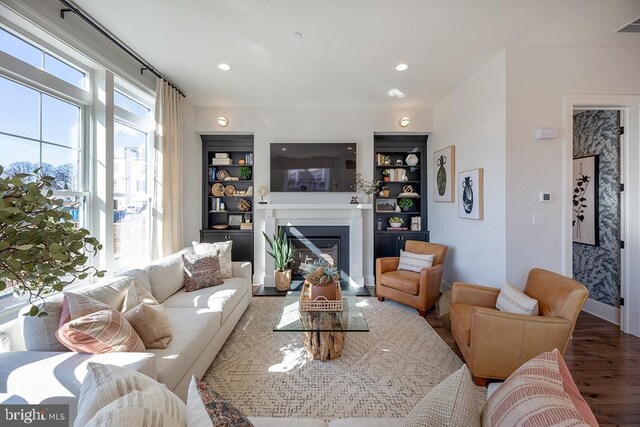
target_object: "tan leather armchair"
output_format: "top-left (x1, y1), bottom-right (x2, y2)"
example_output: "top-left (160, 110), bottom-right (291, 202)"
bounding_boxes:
top-left (376, 241), bottom-right (448, 316)
top-left (450, 268), bottom-right (588, 385)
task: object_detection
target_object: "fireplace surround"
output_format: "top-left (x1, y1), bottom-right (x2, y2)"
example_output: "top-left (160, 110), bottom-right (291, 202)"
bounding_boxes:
top-left (283, 226), bottom-right (350, 281)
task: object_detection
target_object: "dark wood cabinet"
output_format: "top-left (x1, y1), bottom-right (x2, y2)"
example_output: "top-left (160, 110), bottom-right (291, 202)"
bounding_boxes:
top-left (373, 135), bottom-right (429, 270)
top-left (199, 230), bottom-right (253, 263)
top-left (200, 135), bottom-right (254, 269)
top-left (374, 232), bottom-right (430, 259)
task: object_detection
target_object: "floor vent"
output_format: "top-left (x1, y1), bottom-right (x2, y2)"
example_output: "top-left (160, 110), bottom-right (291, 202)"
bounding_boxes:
top-left (615, 17), bottom-right (640, 33)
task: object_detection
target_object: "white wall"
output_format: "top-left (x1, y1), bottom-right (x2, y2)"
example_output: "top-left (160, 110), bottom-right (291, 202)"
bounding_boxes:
top-left (184, 106), bottom-right (433, 284)
top-left (430, 52), bottom-right (507, 287)
top-left (505, 47), bottom-right (640, 285)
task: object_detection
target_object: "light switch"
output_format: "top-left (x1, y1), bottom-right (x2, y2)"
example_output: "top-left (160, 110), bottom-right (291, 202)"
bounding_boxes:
top-left (533, 213), bottom-right (546, 226)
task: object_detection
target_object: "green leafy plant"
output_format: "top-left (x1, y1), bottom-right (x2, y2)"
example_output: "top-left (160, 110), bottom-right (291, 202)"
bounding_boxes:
top-left (382, 169), bottom-right (391, 177)
top-left (300, 258), bottom-right (340, 286)
top-left (398, 198), bottom-right (414, 210)
top-left (239, 166), bottom-right (252, 179)
top-left (0, 166), bottom-right (104, 316)
top-left (389, 216), bottom-right (404, 225)
top-left (352, 172), bottom-right (378, 196)
top-left (262, 227), bottom-right (293, 271)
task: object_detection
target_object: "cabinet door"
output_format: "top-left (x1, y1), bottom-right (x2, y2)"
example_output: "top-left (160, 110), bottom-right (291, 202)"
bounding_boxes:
top-left (398, 233), bottom-right (428, 251)
top-left (374, 234), bottom-right (401, 259)
top-left (199, 231), bottom-right (253, 264)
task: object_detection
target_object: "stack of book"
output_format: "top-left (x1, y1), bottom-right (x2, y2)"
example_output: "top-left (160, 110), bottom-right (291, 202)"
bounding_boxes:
top-left (387, 226), bottom-right (409, 231)
top-left (212, 153), bottom-right (232, 166)
top-left (244, 153), bottom-right (254, 165)
top-left (240, 222), bottom-right (253, 230)
top-left (411, 216), bottom-right (421, 231)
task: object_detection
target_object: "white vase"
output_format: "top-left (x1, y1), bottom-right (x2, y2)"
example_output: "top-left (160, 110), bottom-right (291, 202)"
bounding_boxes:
top-left (362, 194), bottom-right (371, 204)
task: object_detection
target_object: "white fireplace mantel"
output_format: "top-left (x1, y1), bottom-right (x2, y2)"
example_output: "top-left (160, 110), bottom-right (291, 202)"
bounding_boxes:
top-left (257, 204), bottom-right (372, 287)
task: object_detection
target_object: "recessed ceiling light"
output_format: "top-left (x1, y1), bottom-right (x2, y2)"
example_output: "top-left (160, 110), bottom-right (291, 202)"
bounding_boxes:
top-left (388, 88), bottom-right (405, 98)
top-left (399, 117), bottom-right (410, 127)
top-left (395, 63), bottom-right (408, 71)
top-left (217, 116), bottom-right (228, 127)
top-left (293, 32), bottom-right (303, 39)
top-left (218, 63), bottom-right (231, 71)
top-left (281, 148), bottom-right (287, 151)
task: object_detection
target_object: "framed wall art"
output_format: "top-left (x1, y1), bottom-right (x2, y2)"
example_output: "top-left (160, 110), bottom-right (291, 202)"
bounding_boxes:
top-left (572, 155), bottom-right (599, 245)
top-left (433, 145), bottom-right (455, 202)
top-left (458, 168), bottom-right (483, 220)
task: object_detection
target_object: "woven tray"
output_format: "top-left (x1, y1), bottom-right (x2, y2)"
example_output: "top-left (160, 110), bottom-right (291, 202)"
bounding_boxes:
top-left (299, 282), bottom-right (343, 312)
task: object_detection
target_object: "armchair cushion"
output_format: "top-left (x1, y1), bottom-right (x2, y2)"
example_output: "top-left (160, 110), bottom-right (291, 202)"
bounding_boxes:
top-left (378, 270), bottom-right (420, 295)
top-left (398, 250), bottom-right (434, 272)
top-left (496, 282), bottom-right (539, 316)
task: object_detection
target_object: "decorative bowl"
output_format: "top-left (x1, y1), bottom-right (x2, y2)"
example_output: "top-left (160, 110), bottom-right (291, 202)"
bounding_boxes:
top-left (405, 154), bottom-right (419, 166)
top-left (389, 222), bottom-right (402, 228)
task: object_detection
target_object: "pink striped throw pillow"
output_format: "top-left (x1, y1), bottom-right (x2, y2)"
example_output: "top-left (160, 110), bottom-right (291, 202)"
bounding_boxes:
top-left (483, 349), bottom-right (597, 427)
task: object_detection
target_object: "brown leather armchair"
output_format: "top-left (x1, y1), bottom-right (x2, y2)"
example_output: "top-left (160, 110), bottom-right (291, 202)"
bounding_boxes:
top-left (450, 268), bottom-right (588, 385)
top-left (376, 241), bottom-right (448, 316)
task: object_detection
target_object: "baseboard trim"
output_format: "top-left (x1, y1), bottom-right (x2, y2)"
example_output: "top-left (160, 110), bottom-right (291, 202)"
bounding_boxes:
top-left (582, 297), bottom-right (620, 325)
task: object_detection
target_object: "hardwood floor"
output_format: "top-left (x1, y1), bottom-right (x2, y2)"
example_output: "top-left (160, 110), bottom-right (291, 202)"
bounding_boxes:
top-left (424, 308), bottom-right (640, 426)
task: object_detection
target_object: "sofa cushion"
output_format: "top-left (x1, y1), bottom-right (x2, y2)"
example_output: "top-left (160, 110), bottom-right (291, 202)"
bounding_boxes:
top-left (193, 240), bottom-right (233, 279)
top-left (76, 276), bottom-right (135, 312)
top-left (496, 282), bottom-right (539, 316)
top-left (122, 281), bottom-right (159, 313)
top-left (120, 268), bottom-right (152, 294)
top-left (398, 250), bottom-right (434, 273)
top-left (149, 308), bottom-right (221, 390)
top-left (76, 363), bottom-right (185, 427)
top-left (19, 293), bottom-right (67, 352)
top-left (57, 308), bottom-right (146, 354)
top-left (449, 303), bottom-right (476, 347)
top-left (251, 418), bottom-right (328, 427)
top-left (186, 376), bottom-right (253, 426)
top-left (0, 350), bottom-right (156, 425)
top-left (483, 349), bottom-right (596, 427)
top-left (327, 419), bottom-right (399, 427)
top-left (379, 270), bottom-right (420, 295)
top-left (182, 251), bottom-right (224, 292)
top-left (163, 278), bottom-right (248, 322)
top-left (402, 364), bottom-right (480, 427)
top-left (124, 303), bottom-right (172, 350)
top-left (146, 249), bottom-right (190, 303)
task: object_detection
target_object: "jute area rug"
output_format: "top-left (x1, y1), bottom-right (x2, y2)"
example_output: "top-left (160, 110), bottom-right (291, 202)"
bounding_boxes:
top-left (203, 297), bottom-right (486, 420)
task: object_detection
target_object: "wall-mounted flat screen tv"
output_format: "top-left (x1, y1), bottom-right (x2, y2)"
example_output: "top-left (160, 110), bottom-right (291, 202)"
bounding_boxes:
top-left (270, 143), bottom-right (357, 192)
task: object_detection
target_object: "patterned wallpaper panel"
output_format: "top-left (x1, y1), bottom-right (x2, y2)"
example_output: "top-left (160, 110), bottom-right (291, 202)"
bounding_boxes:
top-left (572, 110), bottom-right (620, 307)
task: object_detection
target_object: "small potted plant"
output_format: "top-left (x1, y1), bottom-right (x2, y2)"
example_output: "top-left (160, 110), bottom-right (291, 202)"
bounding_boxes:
top-left (263, 227), bottom-right (294, 291)
top-left (352, 173), bottom-right (377, 204)
top-left (389, 216), bottom-right (404, 228)
top-left (301, 258), bottom-right (340, 300)
top-left (381, 185), bottom-right (390, 197)
top-left (382, 169), bottom-right (391, 182)
top-left (239, 166), bottom-right (252, 180)
top-left (398, 198), bottom-right (414, 212)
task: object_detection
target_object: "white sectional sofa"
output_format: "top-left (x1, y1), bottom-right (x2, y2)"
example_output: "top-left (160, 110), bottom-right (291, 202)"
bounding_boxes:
top-left (0, 248), bottom-right (252, 424)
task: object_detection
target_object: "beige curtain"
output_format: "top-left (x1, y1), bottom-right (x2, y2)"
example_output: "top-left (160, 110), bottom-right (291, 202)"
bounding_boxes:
top-left (151, 78), bottom-right (183, 258)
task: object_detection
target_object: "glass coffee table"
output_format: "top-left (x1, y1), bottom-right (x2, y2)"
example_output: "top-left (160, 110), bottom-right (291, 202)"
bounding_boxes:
top-left (273, 282), bottom-right (369, 361)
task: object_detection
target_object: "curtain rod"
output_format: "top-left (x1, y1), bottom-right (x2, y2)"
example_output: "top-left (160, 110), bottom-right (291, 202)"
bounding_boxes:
top-left (58, 0), bottom-right (186, 98)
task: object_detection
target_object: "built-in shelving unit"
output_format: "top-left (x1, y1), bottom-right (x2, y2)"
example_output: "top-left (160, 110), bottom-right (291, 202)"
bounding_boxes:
top-left (373, 135), bottom-right (429, 264)
top-left (200, 135), bottom-right (254, 265)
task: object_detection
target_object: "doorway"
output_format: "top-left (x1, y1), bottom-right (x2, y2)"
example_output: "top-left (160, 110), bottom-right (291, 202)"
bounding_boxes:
top-left (564, 95), bottom-right (640, 338)
top-left (572, 110), bottom-right (622, 318)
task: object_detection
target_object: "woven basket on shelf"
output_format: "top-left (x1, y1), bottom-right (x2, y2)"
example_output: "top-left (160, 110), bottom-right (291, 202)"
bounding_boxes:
top-left (299, 281), bottom-right (343, 312)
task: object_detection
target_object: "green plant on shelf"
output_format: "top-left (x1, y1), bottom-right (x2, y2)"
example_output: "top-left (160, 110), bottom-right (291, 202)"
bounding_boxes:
top-left (239, 166), bottom-right (252, 180)
top-left (382, 169), bottom-right (391, 177)
top-left (398, 198), bottom-right (414, 211)
top-left (389, 216), bottom-right (404, 225)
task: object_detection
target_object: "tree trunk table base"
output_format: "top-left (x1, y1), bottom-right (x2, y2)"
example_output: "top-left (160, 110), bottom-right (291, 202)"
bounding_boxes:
top-left (303, 330), bottom-right (345, 361)
top-left (301, 313), bottom-right (345, 361)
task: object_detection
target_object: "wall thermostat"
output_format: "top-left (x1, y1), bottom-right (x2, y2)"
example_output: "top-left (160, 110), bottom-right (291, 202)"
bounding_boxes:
top-left (539, 192), bottom-right (551, 202)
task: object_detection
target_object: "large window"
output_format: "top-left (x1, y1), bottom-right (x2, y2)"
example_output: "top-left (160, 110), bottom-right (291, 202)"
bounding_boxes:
top-left (112, 88), bottom-right (153, 271)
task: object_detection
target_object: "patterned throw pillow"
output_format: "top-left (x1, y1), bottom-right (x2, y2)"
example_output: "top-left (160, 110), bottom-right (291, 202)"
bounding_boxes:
top-left (483, 349), bottom-right (596, 427)
top-left (183, 251), bottom-right (224, 292)
top-left (121, 281), bottom-right (172, 349)
top-left (76, 363), bottom-right (186, 427)
top-left (193, 240), bottom-right (233, 279)
top-left (398, 250), bottom-right (435, 273)
top-left (403, 364), bottom-right (480, 427)
top-left (122, 280), bottom-right (159, 313)
top-left (186, 376), bottom-right (253, 427)
top-left (496, 282), bottom-right (539, 315)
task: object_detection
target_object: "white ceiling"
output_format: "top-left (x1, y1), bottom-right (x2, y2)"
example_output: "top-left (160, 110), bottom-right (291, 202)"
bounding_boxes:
top-left (74, 0), bottom-right (640, 108)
